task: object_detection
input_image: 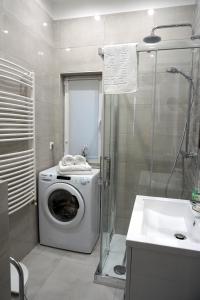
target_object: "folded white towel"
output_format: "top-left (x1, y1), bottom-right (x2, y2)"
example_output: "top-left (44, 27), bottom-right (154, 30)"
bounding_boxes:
top-left (57, 169), bottom-right (92, 175)
top-left (74, 155), bottom-right (86, 165)
top-left (58, 161), bottom-right (92, 173)
top-left (62, 155), bottom-right (74, 166)
top-left (103, 43), bottom-right (138, 94)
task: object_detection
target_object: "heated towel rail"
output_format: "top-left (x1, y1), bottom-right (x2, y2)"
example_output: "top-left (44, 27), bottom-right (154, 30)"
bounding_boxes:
top-left (0, 57), bottom-right (36, 214)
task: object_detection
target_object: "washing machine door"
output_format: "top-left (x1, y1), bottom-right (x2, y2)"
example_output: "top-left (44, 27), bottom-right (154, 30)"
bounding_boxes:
top-left (44, 183), bottom-right (84, 228)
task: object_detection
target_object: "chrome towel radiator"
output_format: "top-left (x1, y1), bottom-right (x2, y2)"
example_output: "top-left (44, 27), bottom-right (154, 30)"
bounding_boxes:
top-left (0, 58), bottom-right (36, 214)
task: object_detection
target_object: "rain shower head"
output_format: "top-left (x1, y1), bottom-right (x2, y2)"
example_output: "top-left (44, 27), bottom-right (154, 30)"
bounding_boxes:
top-left (143, 23), bottom-right (193, 44)
top-left (143, 33), bottom-right (161, 44)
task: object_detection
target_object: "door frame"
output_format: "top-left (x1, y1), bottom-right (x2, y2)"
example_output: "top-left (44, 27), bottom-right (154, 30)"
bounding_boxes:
top-left (63, 74), bottom-right (102, 162)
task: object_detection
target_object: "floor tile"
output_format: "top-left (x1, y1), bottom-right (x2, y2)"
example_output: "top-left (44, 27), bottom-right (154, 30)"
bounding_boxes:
top-left (114, 288), bottom-right (125, 300)
top-left (21, 243), bottom-right (124, 300)
top-left (23, 248), bottom-right (62, 300)
top-left (38, 240), bottom-right (100, 268)
top-left (35, 256), bottom-right (115, 300)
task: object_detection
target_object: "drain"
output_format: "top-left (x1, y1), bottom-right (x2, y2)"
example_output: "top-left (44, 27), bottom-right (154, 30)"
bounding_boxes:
top-left (114, 250), bottom-right (126, 275)
top-left (174, 233), bottom-right (187, 240)
top-left (114, 265), bottom-right (126, 275)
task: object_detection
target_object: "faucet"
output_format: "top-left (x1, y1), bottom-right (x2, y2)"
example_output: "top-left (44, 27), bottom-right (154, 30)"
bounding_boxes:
top-left (81, 145), bottom-right (88, 160)
top-left (191, 201), bottom-right (200, 225)
top-left (190, 202), bottom-right (200, 242)
top-left (192, 202), bottom-right (200, 214)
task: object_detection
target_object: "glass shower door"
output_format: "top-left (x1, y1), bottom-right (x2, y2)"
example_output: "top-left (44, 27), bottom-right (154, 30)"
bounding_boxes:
top-left (98, 53), bottom-right (156, 285)
top-left (99, 95), bottom-right (117, 272)
top-left (152, 48), bottom-right (198, 199)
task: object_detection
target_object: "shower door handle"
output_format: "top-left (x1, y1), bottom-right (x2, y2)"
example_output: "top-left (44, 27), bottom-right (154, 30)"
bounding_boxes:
top-left (104, 156), bottom-right (111, 187)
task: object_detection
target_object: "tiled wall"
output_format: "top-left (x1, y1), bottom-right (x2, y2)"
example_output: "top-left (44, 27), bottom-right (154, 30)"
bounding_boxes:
top-left (0, 0), bottom-right (55, 259)
top-left (53, 6), bottom-right (195, 164)
top-left (53, 5), bottom-right (195, 234)
top-left (194, 0), bottom-right (200, 34)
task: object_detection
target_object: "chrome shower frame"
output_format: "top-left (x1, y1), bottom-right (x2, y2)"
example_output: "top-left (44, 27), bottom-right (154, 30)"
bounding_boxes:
top-left (96, 40), bottom-right (200, 289)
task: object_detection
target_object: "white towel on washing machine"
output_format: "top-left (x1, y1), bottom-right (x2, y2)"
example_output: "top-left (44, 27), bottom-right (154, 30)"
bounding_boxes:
top-left (58, 161), bottom-right (92, 174)
top-left (61, 155), bottom-right (75, 166)
top-left (74, 155), bottom-right (86, 165)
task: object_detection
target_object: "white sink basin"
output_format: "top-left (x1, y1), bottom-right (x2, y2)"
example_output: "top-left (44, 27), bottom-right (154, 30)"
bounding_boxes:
top-left (127, 195), bottom-right (200, 253)
top-left (125, 196), bottom-right (200, 300)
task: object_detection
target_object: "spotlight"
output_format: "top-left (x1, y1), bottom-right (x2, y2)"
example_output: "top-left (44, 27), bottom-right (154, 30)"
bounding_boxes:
top-left (147, 9), bottom-right (154, 16)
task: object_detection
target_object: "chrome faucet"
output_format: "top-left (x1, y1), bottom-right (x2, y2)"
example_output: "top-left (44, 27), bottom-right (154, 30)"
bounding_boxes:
top-left (81, 145), bottom-right (88, 160)
top-left (192, 202), bottom-right (200, 214)
top-left (191, 203), bottom-right (200, 230)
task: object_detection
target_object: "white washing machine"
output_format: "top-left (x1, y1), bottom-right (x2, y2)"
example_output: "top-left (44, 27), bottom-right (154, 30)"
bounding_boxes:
top-left (38, 166), bottom-right (100, 253)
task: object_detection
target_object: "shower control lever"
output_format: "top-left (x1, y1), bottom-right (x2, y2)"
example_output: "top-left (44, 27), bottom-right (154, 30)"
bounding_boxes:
top-left (181, 151), bottom-right (197, 159)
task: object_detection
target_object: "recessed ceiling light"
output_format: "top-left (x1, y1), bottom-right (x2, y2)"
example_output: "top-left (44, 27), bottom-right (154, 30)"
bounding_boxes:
top-left (38, 51), bottom-right (44, 56)
top-left (2, 29), bottom-right (8, 34)
top-left (148, 9), bottom-right (154, 16)
top-left (65, 48), bottom-right (71, 52)
top-left (43, 22), bottom-right (48, 27)
top-left (94, 15), bottom-right (101, 21)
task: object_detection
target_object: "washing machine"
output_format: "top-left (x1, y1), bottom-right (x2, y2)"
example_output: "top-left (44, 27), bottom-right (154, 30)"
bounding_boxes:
top-left (38, 166), bottom-right (100, 253)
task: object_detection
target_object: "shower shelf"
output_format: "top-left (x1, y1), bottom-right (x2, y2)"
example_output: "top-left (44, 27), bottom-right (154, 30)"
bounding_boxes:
top-left (0, 58), bottom-right (36, 214)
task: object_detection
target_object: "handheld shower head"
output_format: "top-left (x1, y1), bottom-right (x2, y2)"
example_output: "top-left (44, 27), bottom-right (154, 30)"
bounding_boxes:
top-left (166, 67), bottom-right (179, 74)
top-left (166, 67), bottom-right (192, 82)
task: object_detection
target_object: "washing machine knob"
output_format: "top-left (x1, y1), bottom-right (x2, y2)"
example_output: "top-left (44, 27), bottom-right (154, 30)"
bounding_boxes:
top-left (80, 177), bottom-right (88, 185)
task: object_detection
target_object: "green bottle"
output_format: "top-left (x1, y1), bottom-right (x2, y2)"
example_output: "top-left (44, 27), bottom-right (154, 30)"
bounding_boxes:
top-left (192, 189), bottom-right (200, 202)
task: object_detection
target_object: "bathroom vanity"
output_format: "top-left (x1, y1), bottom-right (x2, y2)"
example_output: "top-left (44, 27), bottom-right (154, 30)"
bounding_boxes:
top-left (125, 195), bottom-right (200, 300)
top-left (0, 181), bottom-right (10, 299)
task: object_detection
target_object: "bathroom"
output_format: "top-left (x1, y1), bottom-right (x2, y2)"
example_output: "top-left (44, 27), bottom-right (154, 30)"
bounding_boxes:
top-left (0, 0), bottom-right (200, 299)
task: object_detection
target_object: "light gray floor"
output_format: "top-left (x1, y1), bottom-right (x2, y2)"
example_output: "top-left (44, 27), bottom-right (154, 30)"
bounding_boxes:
top-left (12, 242), bottom-right (124, 300)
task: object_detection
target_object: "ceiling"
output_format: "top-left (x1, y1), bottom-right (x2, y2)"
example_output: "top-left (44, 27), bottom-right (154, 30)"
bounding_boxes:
top-left (39, 0), bottom-right (195, 20)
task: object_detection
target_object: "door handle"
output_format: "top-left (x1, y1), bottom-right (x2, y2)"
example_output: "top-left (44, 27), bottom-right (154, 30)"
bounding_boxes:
top-left (104, 156), bottom-right (111, 187)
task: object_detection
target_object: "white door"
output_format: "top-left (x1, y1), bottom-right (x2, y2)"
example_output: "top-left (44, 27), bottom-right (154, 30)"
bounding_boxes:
top-left (44, 183), bottom-right (85, 229)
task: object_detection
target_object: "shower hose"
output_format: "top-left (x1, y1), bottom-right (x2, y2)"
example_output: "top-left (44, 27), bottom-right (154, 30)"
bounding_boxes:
top-left (165, 81), bottom-right (196, 198)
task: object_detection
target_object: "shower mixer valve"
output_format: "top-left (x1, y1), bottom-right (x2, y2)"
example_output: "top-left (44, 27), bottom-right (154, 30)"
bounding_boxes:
top-left (181, 151), bottom-right (197, 159)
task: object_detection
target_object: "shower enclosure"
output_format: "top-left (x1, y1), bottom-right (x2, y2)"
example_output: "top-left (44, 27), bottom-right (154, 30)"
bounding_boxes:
top-left (95, 41), bottom-right (200, 288)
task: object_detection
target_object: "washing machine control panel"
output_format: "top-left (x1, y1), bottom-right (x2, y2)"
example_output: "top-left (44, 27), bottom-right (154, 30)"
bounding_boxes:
top-left (80, 177), bottom-right (90, 185)
top-left (57, 175), bottom-right (71, 180)
top-left (55, 175), bottom-right (90, 185)
top-left (40, 173), bottom-right (53, 181)
top-left (40, 172), bottom-right (91, 185)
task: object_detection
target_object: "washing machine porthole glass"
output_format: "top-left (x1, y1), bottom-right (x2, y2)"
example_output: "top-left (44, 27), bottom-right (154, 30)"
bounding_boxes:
top-left (48, 189), bottom-right (80, 222)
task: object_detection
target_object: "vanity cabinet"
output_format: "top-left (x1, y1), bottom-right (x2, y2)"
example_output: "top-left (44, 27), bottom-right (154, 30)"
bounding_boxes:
top-left (125, 243), bottom-right (200, 300)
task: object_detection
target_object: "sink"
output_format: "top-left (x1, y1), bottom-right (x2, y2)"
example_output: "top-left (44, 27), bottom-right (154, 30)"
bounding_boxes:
top-left (127, 195), bottom-right (200, 252)
top-left (125, 196), bottom-right (200, 300)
